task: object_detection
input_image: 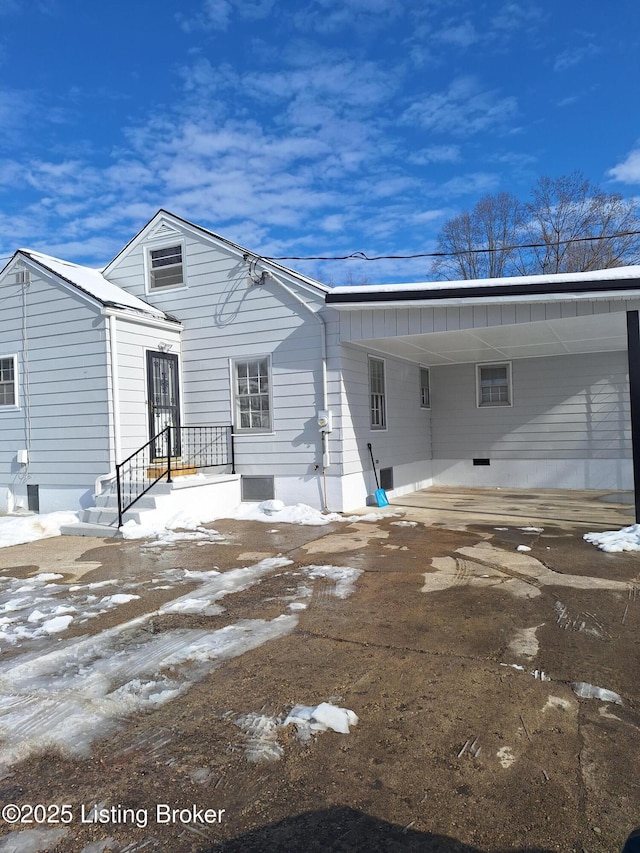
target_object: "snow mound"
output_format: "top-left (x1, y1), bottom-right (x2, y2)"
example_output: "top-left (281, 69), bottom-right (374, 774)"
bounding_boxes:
top-left (0, 512), bottom-right (79, 548)
top-left (233, 501), bottom-right (342, 526)
top-left (584, 524), bottom-right (640, 552)
top-left (284, 702), bottom-right (359, 739)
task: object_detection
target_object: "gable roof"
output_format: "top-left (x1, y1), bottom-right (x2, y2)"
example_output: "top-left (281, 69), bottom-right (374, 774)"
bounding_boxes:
top-left (15, 250), bottom-right (171, 319)
top-left (103, 209), bottom-right (330, 295)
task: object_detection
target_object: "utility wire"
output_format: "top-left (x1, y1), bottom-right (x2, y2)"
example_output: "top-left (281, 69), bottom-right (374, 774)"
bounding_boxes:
top-left (265, 229), bottom-right (640, 262)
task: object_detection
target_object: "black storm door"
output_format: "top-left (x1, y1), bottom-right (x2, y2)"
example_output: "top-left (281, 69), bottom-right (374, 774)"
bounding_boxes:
top-left (147, 351), bottom-right (181, 459)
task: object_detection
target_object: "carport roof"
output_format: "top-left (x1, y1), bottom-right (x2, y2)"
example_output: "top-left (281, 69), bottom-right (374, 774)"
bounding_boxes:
top-left (326, 265), bottom-right (640, 308)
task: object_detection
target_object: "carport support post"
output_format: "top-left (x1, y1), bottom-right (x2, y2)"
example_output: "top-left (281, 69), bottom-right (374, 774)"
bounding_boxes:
top-left (626, 310), bottom-right (640, 523)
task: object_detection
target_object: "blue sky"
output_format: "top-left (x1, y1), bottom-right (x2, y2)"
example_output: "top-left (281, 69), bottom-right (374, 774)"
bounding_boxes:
top-left (1, 0), bottom-right (639, 283)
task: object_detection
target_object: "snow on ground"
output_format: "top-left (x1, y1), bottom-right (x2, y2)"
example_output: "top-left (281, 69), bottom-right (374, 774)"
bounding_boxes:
top-left (302, 565), bottom-right (363, 599)
top-left (0, 827), bottom-right (69, 852)
top-left (584, 524), bottom-right (640, 552)
top-left (0, 500), bottom-right (397, 549)
top-left (0, 512), bottom-right (78, 548)
top-left (0, 570), bottom-right (174, 648)
top-left (125, 500), bottom-right (398, 540)
top-left (235, 701), bottom-right (359, 762)
top-left (285, 702), bottom-right (359, 736)
top-left (0, 557), bottom-right (363, 771)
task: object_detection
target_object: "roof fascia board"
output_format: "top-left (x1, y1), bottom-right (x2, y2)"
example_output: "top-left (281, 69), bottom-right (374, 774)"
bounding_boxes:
top-left (103, 209), bottom-right (329, 296)
top-left (326, 280), bottom-right (640, 309)
top-left (0, 252), bottom-right (20, 282)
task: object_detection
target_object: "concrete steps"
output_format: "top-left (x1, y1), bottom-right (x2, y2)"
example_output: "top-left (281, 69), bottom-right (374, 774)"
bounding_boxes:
top-left (61, 472), bottom-right (241, 538)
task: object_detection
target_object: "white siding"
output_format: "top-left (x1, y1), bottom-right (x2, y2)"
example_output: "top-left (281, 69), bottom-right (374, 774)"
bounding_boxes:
top-left (115, 318), bottom-right (182, 461)
top-left (0, 270), bottom-right (111, 510)
top-left (430, 351), bottom-right (629, 460)
top-left (339, 344), bottom-right (432, 494)
top-left (106, 229), bottom-right (330, 480)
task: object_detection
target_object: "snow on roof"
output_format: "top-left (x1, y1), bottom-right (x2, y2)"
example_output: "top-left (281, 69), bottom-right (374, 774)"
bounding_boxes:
top-left (329, 265), bottom-right (640, 296)
top-left (21, 250), bottom-right (170, 319)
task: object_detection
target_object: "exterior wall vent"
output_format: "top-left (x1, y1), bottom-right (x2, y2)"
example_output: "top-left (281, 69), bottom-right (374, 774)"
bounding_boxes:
top-left (380, 467), bottom-right (394, 491)
top-left (473, 458), bottom-right (491, 466)
top-left (27, 484), bottom-right (39, 513)
top-left (150, 223), bottom-right (181, 241)
top-left (241, 476), bottom-right (275, 502)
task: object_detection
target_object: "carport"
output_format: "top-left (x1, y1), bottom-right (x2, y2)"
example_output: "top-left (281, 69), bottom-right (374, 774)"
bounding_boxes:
top-left (326, 266), bottom-right (640, 519)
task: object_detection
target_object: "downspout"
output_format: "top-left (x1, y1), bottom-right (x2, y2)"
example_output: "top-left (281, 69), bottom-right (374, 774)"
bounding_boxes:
top-left (94, 312), bottom-right (122, 499)
top-left (262, 271), bottom-right (331, 511)
top-left (108, 312), bottom-right (122, 466)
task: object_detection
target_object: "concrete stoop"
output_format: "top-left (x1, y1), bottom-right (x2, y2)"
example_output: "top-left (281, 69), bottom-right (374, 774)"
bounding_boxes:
top-left (60, 473), bottom-right (241, 538)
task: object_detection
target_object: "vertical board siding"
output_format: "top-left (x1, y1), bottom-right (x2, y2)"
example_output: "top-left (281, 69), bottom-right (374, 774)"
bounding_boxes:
top-left (338, 299), bottom-right (626, 342)
top-left (0, 273), bottom-right (111, 488)
top-left (430, 351), bottom-right (630, 460)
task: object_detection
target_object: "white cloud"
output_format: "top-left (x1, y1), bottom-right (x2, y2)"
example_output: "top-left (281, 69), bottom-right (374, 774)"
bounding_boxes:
top-left (491, 2), bottom-right (546, 33)
top-left (178, 0), bottom-right (277, 32)
top-left (608, 149), bottom-right (640, 185)
top-left (410, 145), bottom-right (461, 165)
top-left (403, 76), bottom-right (518, 136)
top-left (178, 0), bottom-right (232, 32)
top-left (435, 20), bottom-right (478, 48)
top-left (437, 171), bottom-right (501, 198)
top-left (554, 42), bottom-right (599, 72)
top-left (292, 0), bottom-right (400, 35)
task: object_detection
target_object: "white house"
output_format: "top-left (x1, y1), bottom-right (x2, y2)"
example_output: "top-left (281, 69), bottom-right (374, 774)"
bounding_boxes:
top-left (1, 210), bottom-right (639, 528)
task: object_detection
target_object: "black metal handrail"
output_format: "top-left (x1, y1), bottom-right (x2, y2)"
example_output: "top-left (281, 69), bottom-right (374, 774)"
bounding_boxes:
top-left (115, 425), bottom-right (235, 527)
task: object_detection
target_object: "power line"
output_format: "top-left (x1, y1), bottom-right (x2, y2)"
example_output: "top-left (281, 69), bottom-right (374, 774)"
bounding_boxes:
top-left (265, 229), bottom-right (640, 263)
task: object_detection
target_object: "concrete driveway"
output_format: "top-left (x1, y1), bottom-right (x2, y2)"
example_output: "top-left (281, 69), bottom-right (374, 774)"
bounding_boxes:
top-left (0, 488), bottom-right (637, 852)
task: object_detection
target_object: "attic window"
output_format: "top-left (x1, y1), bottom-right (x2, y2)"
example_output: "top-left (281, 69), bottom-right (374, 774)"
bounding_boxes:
top-left (148, 245), bottom-right (184, 290)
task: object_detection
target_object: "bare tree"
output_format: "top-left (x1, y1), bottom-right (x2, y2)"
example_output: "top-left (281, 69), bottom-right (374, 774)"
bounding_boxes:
top-left (430, 172), bottom-right (640, 280)
top-left (430, 192), bottom-right (524, 280)
top-left (522, 172), bottom-right (640, 274)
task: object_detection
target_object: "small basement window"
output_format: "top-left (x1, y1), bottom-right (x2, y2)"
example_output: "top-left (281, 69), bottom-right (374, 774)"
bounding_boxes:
top-left (148, 244), bottom-right (184, 290)
top-left (477, 363), bottom-right (512, 407)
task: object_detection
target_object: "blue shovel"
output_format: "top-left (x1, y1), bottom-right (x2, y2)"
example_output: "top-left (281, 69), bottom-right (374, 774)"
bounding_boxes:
top-left (367, 443), bottom-right (389, 507)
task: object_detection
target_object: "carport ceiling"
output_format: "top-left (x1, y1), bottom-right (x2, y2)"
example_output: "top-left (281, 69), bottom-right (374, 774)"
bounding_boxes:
top-left (351, 311), bottom-right (628, 366)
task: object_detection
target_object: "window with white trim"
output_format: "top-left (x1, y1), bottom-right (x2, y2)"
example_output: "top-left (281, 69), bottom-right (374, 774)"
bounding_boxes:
top-left (420, 366), bottom-right (430, 408)
top-left (0, 356), bottom-right (16, 407)
top-left (369, 356), bottom-right (386, 429)
top-left (477, 363), bottom-right (512, 407)
top-left (148, 244), bottom-right (184, 290)
top-left (233, 357), bottom-right (272, 432)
